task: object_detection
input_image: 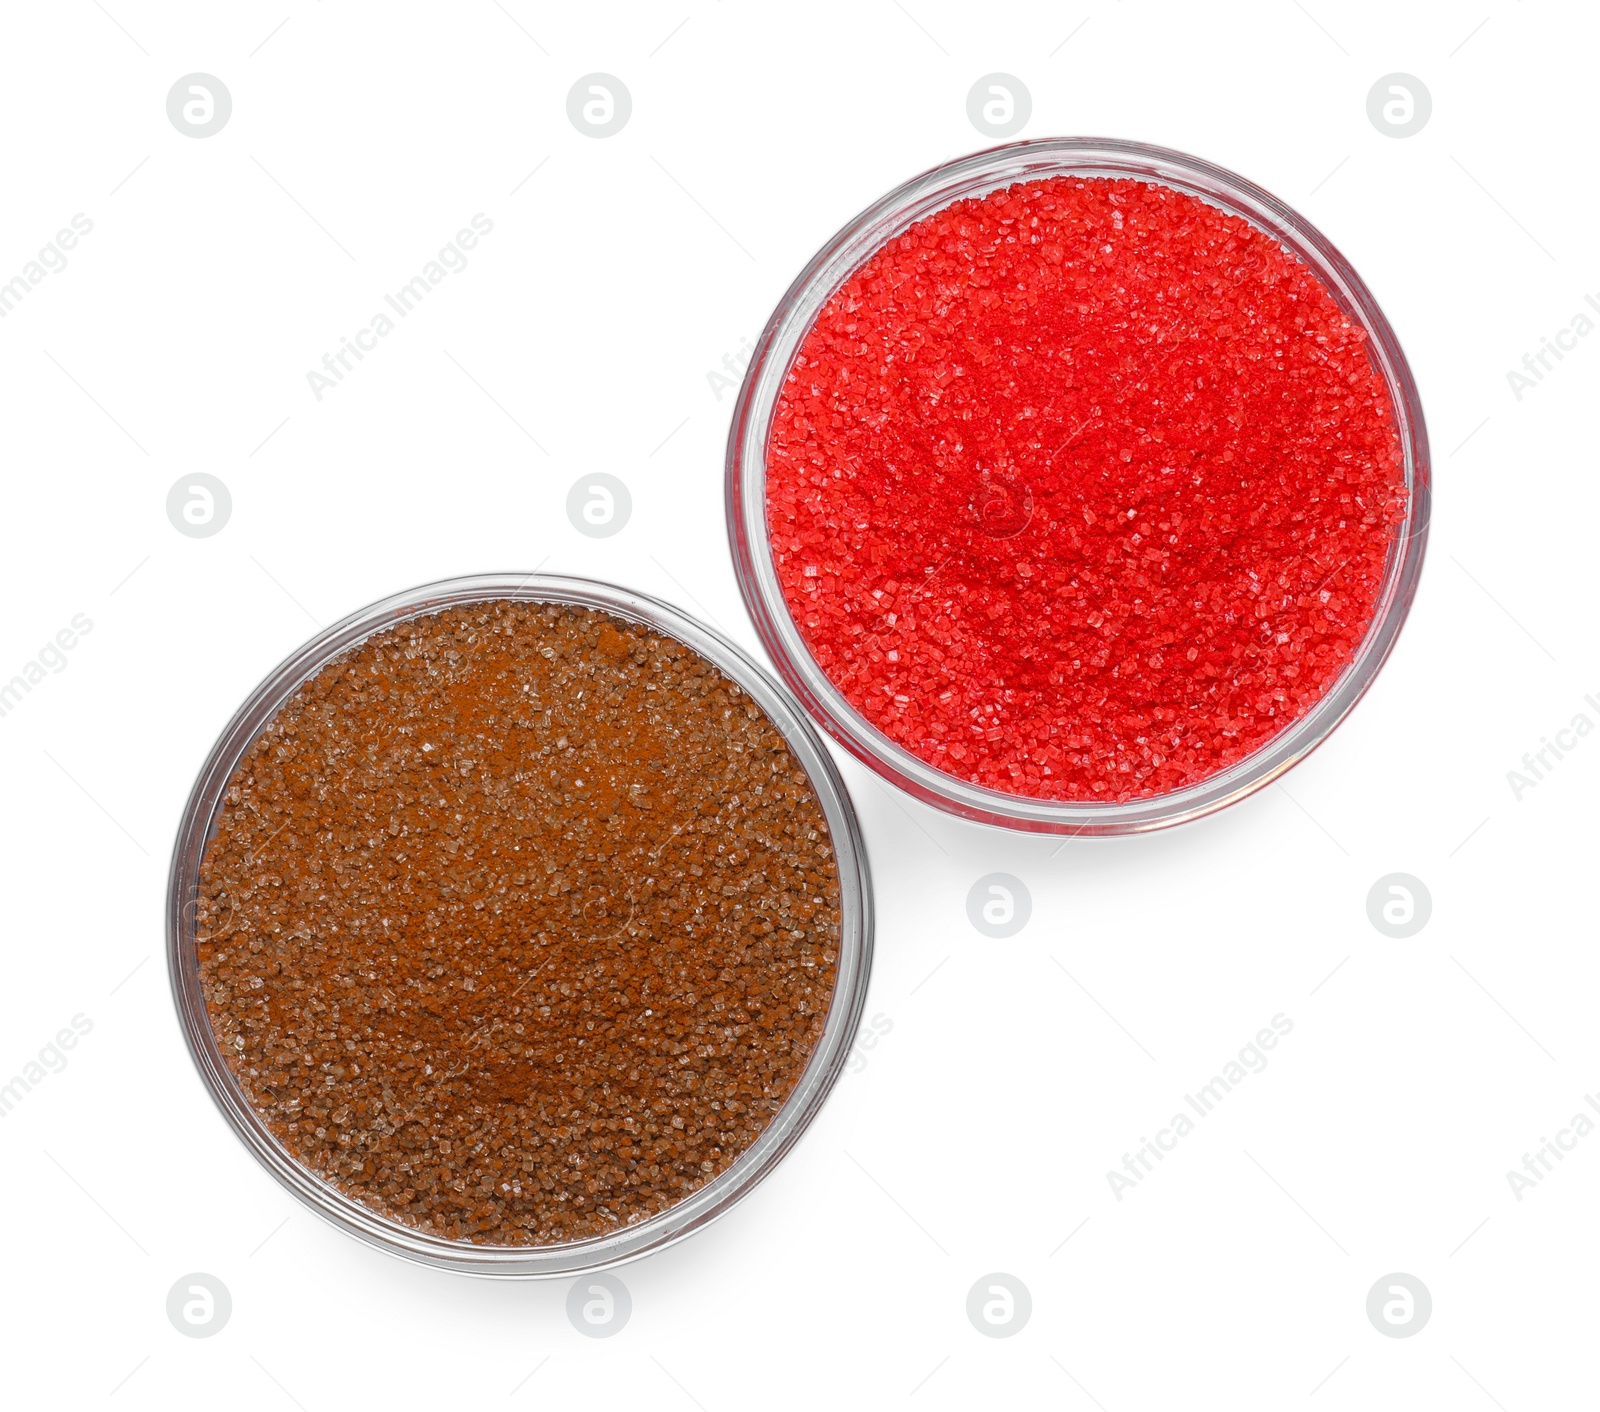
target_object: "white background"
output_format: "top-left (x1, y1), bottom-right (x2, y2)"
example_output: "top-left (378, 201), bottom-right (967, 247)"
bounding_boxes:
top-left (1, 2), bottom-right (1595, 1407)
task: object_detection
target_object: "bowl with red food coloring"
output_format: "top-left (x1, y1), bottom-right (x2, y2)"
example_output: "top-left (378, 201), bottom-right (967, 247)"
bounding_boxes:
top-left (728, 138), bottom-right (1429, 834)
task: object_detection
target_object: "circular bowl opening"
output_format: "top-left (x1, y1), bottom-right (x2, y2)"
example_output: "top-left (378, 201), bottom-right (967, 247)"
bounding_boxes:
top-left (167, 574), bottom-right (873, 1277)
top-left (727, 138), bottom-right (1429, 835)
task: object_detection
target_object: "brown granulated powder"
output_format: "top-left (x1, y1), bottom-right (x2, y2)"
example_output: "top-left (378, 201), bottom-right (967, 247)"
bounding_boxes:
top-left (196, 600), bottom-right (842, 1246)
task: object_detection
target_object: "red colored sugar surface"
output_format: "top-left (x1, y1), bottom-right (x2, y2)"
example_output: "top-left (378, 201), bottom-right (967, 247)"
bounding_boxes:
top-left (765, 176), bottom-right (1407, 802)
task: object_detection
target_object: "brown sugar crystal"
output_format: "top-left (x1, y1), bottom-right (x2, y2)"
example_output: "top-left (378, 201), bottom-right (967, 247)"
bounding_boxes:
top-left (196, 599), bottom-right (843, 1246)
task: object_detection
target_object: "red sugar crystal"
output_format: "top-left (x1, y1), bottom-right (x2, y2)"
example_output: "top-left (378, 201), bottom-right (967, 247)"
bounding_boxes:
top-left (765, 176), bottom-right (1407, 802)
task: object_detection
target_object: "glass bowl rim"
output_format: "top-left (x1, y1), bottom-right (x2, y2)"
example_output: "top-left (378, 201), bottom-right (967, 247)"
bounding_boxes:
top-left (725, 136), bottom-right (1430, 835)
top-left (166, 572), bottom-right (874, 1277)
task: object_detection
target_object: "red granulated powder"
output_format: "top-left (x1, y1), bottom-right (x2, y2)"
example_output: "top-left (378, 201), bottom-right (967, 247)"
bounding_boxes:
top-left (766, 176), bottom-right (1407, 801)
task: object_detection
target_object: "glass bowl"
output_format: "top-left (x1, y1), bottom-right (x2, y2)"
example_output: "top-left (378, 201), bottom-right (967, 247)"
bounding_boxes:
top-left (726, 137), bottom-right (1430, 834)
top-left (166, 573), bottom-right (873, 1277)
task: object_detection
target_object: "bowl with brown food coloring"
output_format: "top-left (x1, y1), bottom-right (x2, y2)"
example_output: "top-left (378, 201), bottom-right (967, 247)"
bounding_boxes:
top-left (168, 574), bottom-right (871, 1276)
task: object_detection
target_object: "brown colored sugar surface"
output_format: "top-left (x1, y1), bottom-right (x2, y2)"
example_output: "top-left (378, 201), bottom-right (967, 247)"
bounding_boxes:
top-left (197, 600), bottom-right (842, 1246)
